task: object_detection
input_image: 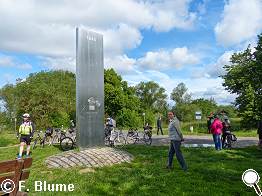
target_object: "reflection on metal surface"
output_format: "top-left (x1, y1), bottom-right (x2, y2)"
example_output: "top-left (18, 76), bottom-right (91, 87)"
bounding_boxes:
top-left (76, 28), bottom-right (104, 148)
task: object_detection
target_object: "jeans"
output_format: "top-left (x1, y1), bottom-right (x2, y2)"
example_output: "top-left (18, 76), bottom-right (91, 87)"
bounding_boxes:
top-left (167, 140), bottom-right (187, 170)
top-left (157, 126), bottom-right (163, 135)
top-left (213, 134), bottom-right (222, 150)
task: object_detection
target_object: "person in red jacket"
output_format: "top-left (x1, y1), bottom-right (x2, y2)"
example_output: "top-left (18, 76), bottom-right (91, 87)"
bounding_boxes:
top-left (210, 115), bottom-right (223, 150)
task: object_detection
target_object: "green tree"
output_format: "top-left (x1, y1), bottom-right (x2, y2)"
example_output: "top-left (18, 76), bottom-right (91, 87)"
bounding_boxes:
top-left (104, 69), bottom-right (142, 127)
top-left (173, 103), bottom-right (199, 122)
top-left (104, 69), bottom-right (141, 118)
top-left (170, 82), bottom-right (192, 104)
top-left (222, 34), bottom-right (262, 126)
top-left (135, 81), bottom-right (167, 112)
top-left (191, 98), bottom-right (218, 118)
top-left (0, 70), bottom-right (76, 129)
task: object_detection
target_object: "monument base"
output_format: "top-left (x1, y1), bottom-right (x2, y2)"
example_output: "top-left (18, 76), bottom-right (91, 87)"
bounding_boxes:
top-left (45, 147), bottom-right (133, 169)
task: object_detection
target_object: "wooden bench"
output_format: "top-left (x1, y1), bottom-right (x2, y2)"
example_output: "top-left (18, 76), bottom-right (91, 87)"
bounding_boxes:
top-left (0, 158), bottom-right (32, 196)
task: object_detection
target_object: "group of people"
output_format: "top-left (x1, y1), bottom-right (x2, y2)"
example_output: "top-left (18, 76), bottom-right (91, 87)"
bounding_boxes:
top-left (207, 110), bottom-right (232, 150)
top-left (16, 111), bottom-right (261, 173)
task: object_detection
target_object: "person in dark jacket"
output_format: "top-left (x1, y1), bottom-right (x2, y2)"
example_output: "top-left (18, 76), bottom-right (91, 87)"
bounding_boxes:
top-left (207, 112), bottom-right (214, 133)
top-left (157, 117), bottom-right (163, 135)
top-left (258, 120), bottom-right (262, 148)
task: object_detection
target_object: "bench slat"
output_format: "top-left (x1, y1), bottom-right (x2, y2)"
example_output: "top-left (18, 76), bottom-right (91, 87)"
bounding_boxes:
top-left (0, 171), bottom-right (30, 183)
top-left (0, 160), bottom-right (16, 173)
top-left (23, 158), bottom-right (33, 169)
top-left (0, 158), bottom-right (32, 174)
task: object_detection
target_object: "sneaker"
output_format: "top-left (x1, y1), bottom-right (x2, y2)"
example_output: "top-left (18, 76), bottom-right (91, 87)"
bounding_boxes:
top-left (165, 166), bottom-right (173, 170)
top-left (25, 154), bottom-right (30, 158)
top-left (17, 155), bottom-right (22, 159)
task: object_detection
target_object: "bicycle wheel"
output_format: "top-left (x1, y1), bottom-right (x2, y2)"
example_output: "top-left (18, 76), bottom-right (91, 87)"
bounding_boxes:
top-left (143, 133), bottom-right (152, 145)
top-left (125, 133), bottom-right (136, 144)
top-left (59, 132), bottom-right (66, 142)
top-left (104, 135), bottom-right (111, 146)
top-left (60, 137), bottom-right (74, 151)
top-left (32, 138), bottom-right (38, 149)
top-left (41, 135), bottom-right (46, 148)
top-left (114, 134), bottom-right (126, 148)
top-left (225, 135), bottom-right (232, 149)
top-left (51, 134), bottom-right (58, 145)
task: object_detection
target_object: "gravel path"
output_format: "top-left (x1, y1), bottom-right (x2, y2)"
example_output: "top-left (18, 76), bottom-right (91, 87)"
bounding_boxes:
top-left (151, 134), bottom-right (258, 148)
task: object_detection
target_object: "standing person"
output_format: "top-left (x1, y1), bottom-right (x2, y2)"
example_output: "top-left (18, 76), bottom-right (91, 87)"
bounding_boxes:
top-left (221, 118), bottom-right (231, 148)
top-left (207, 112), bottom-right (214, 133)
top-left (166, 112), bottom-right (187, 171)
top-left (157, 117), bottom-right (163, 135)
top-left (17, 113), bottom-right (35, 159)
top-left (220, 110), bottom-right (229, 123)
top-left (258, 119), bottom-right (262, 148)
top-left (105, 116), bottom-right (116, 143)
top-left (210, 115), bottom-right (223, 150)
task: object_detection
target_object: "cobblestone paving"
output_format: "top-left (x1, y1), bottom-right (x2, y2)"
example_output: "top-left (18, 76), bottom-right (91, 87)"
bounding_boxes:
top-left (45, 147), bottom-right (133, 168)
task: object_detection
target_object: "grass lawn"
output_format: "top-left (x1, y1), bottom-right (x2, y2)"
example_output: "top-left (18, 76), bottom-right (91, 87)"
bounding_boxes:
top-left (0, 131), bottom-right (19, 147)
top-left (0, 144), bottom-right (261, 195)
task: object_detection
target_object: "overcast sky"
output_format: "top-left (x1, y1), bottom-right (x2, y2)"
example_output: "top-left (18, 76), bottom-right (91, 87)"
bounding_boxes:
top-left (0, 0), bottom-right (262, 105)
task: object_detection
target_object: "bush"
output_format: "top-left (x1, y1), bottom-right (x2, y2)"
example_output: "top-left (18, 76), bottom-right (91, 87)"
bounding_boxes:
top-left (50, 111), bottom-right (70, 128)
top-left (116, 108), bottom-right (142, 128)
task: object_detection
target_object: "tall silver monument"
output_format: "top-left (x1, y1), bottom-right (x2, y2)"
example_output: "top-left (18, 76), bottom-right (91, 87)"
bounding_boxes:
top-left (76, 28), bottom-right (104, 148)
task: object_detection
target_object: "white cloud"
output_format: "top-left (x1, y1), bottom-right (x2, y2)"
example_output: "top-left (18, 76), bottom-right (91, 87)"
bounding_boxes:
top-left (2, 73), bottom-right (14, 84)
top-left (103, 24), bottom-right (142, 56)
top-left (215, 0), bottom-right (262, 46)
top-left (18, 63), bottom-right (32, 70)
top-left (0, 56), bottom-right (14, 67)
top-left (138, 47), bottom-right (199, 70)
top-left (40, 56), bottom-right (76, 72)
top-left (197, 0), bottom-right (209, 15)
top-left (190, 51), bottom-right (234, 79)
top-left (0, 0), bottom-right (196, 58)
top-left (149, 0), bottom-right (197, 32)
top-left (105, 55), bottom-right (136, 74)
top-left (0, 54), bottom-right (32, 70)
top-left (206, 51), bottom-right (233, 78)
top-left (124, 70), bottom-right (236, 105)
top-left (192, 85), bottom-right (237, 105)
top-left (0, 0), bottom-right (199, 74)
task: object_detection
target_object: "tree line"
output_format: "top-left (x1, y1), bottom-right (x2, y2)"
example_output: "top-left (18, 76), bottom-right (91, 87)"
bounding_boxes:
top-left (0, 69), bottom-right (236, 130)
top-left (1, 34), bottom-right (261, 130)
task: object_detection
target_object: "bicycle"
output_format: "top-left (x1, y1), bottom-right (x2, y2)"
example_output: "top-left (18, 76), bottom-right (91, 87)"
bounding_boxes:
top-left (223, 132), bottom-right (237, 149)
top-left (32, 130), bottom-right (44, 149)
top-left (104, 127), bottom-right (126, 148)
top-left (126, 128), bottom-right (152, 145)
top-left (50, 128), bottom-right (66, 145)
top-left (60, 134), bottom-right (76, 151)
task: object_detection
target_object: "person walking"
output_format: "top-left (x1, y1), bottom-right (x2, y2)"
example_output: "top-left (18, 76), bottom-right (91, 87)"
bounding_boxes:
top-left (157, 117), bottom-right (163, 135)
top-left (210, 115), bottom-right (223, 150)
top-left (166, 112), bottom-right (187, 171)
top-left (257, 119), bottom-right (262, 148)
top-left (17, 113), bottom-right (35, 159)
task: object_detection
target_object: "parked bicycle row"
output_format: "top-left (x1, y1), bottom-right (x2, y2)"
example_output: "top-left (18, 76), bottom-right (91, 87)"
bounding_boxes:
top-left (104, 117), bottom-right (153, 147)
top-left (32, 125), bottom-right (76, 151)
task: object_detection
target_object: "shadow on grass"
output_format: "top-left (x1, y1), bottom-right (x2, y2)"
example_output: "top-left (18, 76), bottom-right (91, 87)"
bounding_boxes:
top-left (1, 144), bottom-right (261, 195)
